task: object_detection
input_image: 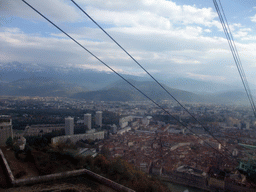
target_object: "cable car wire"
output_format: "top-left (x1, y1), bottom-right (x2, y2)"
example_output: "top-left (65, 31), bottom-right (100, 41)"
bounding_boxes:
top-left (71, 0), bottom-right (233, 153)
top-left (21, 0), bottom-right (238, 164)
top-left (213, 0), bottom-right (256, 118)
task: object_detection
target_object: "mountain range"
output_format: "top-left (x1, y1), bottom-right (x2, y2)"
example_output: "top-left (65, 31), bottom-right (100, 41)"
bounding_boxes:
top-left (72, 79), bottom-right (202, 102)
top-left (0, 62), bottom-right (255, 105)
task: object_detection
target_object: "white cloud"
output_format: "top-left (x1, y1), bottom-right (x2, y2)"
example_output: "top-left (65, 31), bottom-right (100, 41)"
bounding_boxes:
top-left (234, 28), bottom-right (252, 38)
top-left (86, 8), bottom-right (172, 30)
top-left (0, 0), bottom-right (82, 23)
top-left (240, 35), bottom-right (256, 41)
top-left (80, 0), bottom-right (219, 30)
top-left (250, 14), bottom-right (256, 22)
top-left (0, 27), bottom-right (82, 64)
top-left (229, 23), bottom-right (242, 32)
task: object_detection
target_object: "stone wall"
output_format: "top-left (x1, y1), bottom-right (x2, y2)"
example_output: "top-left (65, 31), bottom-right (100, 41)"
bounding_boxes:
top-left (0, 148), bottom-right (135, 192)
top-left (0, 149), bottom-right (14, 184)
top-left (12, 169), bottom-right (135, 192)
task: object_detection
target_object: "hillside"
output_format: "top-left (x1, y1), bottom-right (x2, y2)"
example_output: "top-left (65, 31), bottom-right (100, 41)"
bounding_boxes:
top-left (1, 62), bottom-right (255, 104)
top-left (72, 79), bottom-right (203, 102)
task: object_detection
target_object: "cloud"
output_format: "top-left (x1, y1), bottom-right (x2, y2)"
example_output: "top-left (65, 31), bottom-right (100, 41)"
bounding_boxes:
top-left (250, 14), bottom-right (256, 23)
top-left (82, 0), bottom-right (219, 29)
top-left (234, 28), bottom-right (252, 38)
top-left (85, 8), bottom-right (172, 30)
top-left (0, 0), bottom-right (82, 23)
top-left (1, 0), bottom-right (256, 84)
top-left (0, 25), bottom-right (237, 80)
top-left (0, 27), bottom-right (83, 64)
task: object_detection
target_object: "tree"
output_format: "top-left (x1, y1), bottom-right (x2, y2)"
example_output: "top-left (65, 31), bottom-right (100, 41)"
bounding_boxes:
top-left (94, 155), bottom-right (110, 174)
top-left (101, 145), bottom-right (111, 159)
top-left (6, 137), bottom-right (13, 147)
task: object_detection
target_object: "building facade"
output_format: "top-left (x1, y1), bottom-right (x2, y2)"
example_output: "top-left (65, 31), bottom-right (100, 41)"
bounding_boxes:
top-left (51, 131), bottom-right (105, 144)
top-left (65, 117), bottom-right (74, 135)
top-left (0, 115), bottom-right (13, 146)
top-left (95, 111), bottom-right (102, 127)
top-left (23, 124), bottom-right (64, 136)
top-left (84, 113), bottom-right (91, 130)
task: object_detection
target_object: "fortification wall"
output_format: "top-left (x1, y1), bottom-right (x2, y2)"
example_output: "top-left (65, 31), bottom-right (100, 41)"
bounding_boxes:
top-left (0, 148), bottom-right (135, 192)
top-left (0, 149), bottom-right (14, 185)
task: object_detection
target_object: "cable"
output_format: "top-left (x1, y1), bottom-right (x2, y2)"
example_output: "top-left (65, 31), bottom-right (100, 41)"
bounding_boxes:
top-left (71, 1), bottom-right (242, 165)
top-left (216, 0), bottom-right (256, 116)
top-left (213, 0), bottom-right (256, 118)
top-left (21, 0), bottom-right (237, 164)
top-left (71, 0), bottom-right (232, 152)
top-left (218, 0), bottom-right (256, 117)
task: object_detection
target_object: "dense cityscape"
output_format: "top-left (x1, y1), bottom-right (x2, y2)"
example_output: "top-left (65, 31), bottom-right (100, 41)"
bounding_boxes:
top-left (1, 96), bottom-right (256, 191)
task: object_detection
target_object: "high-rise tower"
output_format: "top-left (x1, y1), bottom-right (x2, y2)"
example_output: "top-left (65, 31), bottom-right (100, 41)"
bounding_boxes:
top-left (65, 116), bottom-right (74, 135)
top-left (95, 111), bottom-right (102, 127)
top-left (84, 113), bottom-right (91, 130)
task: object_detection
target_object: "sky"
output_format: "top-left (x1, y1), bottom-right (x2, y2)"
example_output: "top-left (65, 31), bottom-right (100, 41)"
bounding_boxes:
top-left (1, 0), bottom-right (256, 87)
